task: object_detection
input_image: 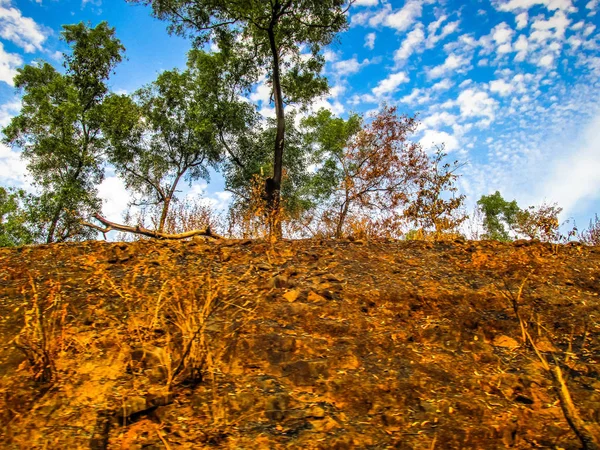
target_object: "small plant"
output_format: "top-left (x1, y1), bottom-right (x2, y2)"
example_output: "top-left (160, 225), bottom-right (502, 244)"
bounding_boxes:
top-left (13, 278), bottom-right (65, 383)
top-left (580, 214), bottom-right (600, 246)
top-left (228, 174), bottom-right (286, 239)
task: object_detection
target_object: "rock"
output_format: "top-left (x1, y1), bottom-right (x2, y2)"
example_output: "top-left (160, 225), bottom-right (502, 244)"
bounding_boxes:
top-left (307, 406), bottom-right (326, 418)
top-left (283, 290), bottom-right (300, 302)
top-left (118, 396), bottom-right (147, 419)
top-left (268, 275), bottom-right (289, 289)
top-left (492, 335), bottom-right (520, 349)
top-left (282, 359), bottom-right (329, 386)
top-left (534, 338), bottom-right (557, 353)
top-left (307, 291), bottom-right (326, 303)
top-left (220, 248), bottom-right (233, 262)
top-left (265, 394), bottom-right (290, 421)
top-left (322, 273), bottom-right (344, 283)
top-left (309, 416), bottom-right (339, 432)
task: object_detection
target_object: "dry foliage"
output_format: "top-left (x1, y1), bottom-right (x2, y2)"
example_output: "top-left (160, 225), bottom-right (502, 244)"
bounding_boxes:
top-left (514, 202), bottom-right (562, 242)
top-left (328, 106), bottom-right (428, 238)
top-left (228, 174), bottom-right (286, 239)
top-left (403, 147), bottom-right (467, 239)
top-left (580, 214), bottom-right (600, 246)
top-left (13, 278), bottom-right (66, 383)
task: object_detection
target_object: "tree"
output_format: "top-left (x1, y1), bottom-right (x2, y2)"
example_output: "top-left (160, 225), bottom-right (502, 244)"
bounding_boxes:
top-left (477, 192), bottom-right (563, 243)
top-left (477, 191), bottom-right (520, 241)
top-left (99, 49), bottom-right (255, 237)
top-left (127, 0), bottom-right (351, 234)
top-left (301, 106), bottom-right (429, 238)
top-left (2, 22), bottom-right (124, 243)
top-left (514, 202), bottom-right (562, 242)
top-left (403, 147), bottom-right (467, 238)
top-left (0, 186), bottom-right (38, 247)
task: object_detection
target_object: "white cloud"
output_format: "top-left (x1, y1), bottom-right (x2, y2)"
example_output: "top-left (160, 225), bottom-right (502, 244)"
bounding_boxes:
top-left (419, 129), bottom-right (459, 152)
top-left (329, 84), bottom-right (346, 98)
top-left (432, 79), bottom-right (452, 91)
top-left (490, 79), bottom-right (514, 95)
top-left (495, 0), bottom-right (576, 12)
top-left (0, 97), bottom-right (20, 127)
top-left (364, 32), bottom-right (376, 49)
top-left (98, 175), bottom-right (131, 222)
top-left (531, 10), bottom-right (570, 39)
top-left (515, 12), bottom-right (528, 29)
top-left (333, 57), bottom-right (370, 76)
top-left (457, 89), bottom-right (498, 122)
top-left (311, 97), bottom-right (345, 116)
top-left (394, 24), bottom-right (424, 61)
top-left (372, 71), bottom-right (408, 97)
top-left (399, 87), bottom-right (426, 104)
top-left (538, 54), bottom-right (554, 67)
top-left (0, 1), bottom-right (48, 53)
top-left (323, 49), bottom-right (338, 63)
top-left (421, 111), bottom-right (457, 129)
top-left (0, 143), bottom-right (28, 186)
top-left (427, 53), bottom-right (471, 79)
top-left (250, 78), bottom-right (271, 104)
top-left (353, 0), bottom-right (378, 6)
top-left (385, 1), bottom-right (424, 31)
top-left (492, 22), bottom-right (514, 44)
top-left (426, 19), bottom-right (460, 48)
top-left (0, 42), bottom-right (22, 85)
top-left (540, 113), bottom-right (600, 215)
top-left (514, 34), bottom-right (529, 60)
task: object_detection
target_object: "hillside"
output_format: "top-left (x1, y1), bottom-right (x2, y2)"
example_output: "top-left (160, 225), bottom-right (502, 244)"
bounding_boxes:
top-left (0, 238), bottom-right (599, 449)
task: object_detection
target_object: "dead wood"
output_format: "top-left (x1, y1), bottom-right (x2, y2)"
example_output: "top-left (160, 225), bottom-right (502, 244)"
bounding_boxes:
top-left (83, 214), bottom-right (223, 240)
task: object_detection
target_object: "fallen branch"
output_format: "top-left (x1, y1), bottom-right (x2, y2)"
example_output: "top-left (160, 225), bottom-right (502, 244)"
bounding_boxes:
top-left (82, 214), bottom-right (223, 240)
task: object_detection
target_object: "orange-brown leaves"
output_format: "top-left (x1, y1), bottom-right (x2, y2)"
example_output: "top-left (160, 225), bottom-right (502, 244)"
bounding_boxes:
top-left (332, 105), bottom-right (429, 238)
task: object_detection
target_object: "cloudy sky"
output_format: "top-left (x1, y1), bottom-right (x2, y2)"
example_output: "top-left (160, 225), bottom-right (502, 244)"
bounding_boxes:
top-left (1, 0), bottom-right (599, 232)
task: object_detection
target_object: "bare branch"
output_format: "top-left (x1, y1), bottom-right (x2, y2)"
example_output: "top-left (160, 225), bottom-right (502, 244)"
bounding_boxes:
top-left (82, 214), bottom-right (223, 240)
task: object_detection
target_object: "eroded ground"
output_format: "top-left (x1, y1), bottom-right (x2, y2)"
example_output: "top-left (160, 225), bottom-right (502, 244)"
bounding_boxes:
top-left (0, 238), bottom-right (599, 449)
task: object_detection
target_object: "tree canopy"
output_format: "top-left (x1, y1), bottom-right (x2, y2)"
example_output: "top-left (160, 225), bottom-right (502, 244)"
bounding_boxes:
top-left (127, 0), bottom-right (352, 234)
top-left (2, 22), bottom-right (124, 243)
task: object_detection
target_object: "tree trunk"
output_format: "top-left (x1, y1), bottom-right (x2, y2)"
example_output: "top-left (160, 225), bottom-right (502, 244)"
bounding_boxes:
top-left (157, 172), bottom-right (184, 233)
top-left (267, 22), bottom-right (285, 238)
top-left (46, 205), bottom-right (63, 244)
top-left (157, 195), bottom-right (172, 233)
top-left (336, 199), bottom-right (349, 239)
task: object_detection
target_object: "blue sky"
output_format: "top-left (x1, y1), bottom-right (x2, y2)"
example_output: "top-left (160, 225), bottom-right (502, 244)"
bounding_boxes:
top-left (1, 0), bottom-right (599, 234)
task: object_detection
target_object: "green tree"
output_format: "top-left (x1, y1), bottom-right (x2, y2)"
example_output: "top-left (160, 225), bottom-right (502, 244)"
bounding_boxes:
top-left (101, 50), bottom-right (256, 234)
top-left (476, 191), bottom-right (520, 241)
top-left (0, 186), bottom-right (38, 247)
top-left (128, 0), bottom-right (351, 234)
top-left (2, 22), bottom-right (124, 243)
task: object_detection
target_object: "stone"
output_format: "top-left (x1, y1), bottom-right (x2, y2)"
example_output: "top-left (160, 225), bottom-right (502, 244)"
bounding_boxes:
top-left (283, 290), bottom-right (300, 302)
top-left (492, 335), bottom-right (520, 349)
top-left (307, 291), bottom-right (326, 303)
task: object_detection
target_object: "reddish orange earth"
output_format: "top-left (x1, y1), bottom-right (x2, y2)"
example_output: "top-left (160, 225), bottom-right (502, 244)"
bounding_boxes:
top-left (0, 238), bottom-right (599, 449)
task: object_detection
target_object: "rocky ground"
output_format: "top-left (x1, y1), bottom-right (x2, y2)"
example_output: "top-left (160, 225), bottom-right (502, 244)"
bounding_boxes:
top-left (0, 237), bottom-right (599, 449)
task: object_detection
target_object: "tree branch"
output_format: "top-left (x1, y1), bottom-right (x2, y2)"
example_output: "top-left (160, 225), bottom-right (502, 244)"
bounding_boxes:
top-left (82, 214), bottom-right (223, 240)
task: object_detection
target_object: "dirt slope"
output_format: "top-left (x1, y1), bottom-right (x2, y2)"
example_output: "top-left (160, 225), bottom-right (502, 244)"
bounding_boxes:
top-left (0, 238), bottom-right (599, 449)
